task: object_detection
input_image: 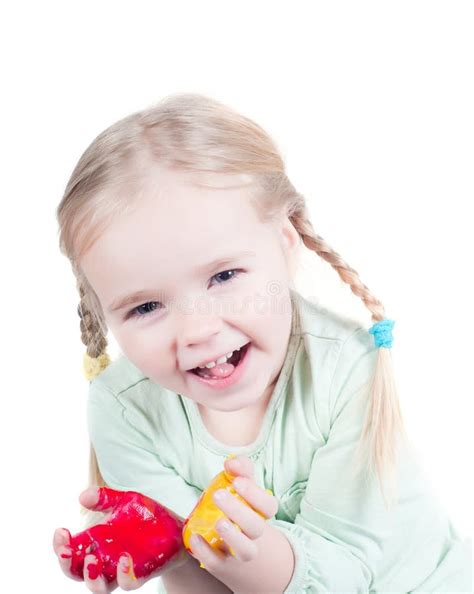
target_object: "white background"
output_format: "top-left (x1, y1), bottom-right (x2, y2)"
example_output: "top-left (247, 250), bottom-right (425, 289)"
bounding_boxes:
top-left (1, 1), bottom-right (472, 592)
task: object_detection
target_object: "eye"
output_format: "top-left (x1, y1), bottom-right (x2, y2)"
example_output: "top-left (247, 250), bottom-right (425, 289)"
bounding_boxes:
top-left (210, 268), bottom-right (241, 286)
top-left (128, 301), bottom-right (161, 320)
top-left (127, 269), bottom-right (242, 321)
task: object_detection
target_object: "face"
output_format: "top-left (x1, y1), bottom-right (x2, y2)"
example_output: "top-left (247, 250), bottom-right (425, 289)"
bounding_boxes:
top-left (80, 167), bottom-right (300, 413)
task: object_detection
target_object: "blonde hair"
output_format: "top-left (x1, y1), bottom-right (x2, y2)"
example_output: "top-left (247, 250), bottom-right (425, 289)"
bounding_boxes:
top-left (56, 92), bottom-right (408, 514)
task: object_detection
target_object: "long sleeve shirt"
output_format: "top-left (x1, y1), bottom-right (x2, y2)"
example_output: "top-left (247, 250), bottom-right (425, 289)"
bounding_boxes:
top-left (86, 287), bottom-right (472, 593)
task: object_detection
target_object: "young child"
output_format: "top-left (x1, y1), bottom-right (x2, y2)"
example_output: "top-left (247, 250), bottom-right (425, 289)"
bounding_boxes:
top-left (53, 93), bottom-right (472, 593)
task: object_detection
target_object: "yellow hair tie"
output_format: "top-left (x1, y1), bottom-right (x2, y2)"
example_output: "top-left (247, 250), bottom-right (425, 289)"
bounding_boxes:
top-left (83, 352), bottom-right (111, 381)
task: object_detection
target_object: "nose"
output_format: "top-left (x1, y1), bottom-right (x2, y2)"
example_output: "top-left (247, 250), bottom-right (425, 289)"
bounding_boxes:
top-left (176, 306), bottom-right (222, 348)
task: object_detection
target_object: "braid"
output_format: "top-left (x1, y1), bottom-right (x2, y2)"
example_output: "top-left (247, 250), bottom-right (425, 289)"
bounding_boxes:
top-left (289, 203), bottom-right (408, 510)
top-left (292, 210), bottom-right (386, 321)
top-left (76, 279), bottom-right (111, 381)
top-left (75, 276), bottom-right (110, 514)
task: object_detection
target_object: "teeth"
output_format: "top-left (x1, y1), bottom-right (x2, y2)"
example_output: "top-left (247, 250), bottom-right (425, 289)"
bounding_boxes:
top-left (198, 347), bottom-right (242, 369)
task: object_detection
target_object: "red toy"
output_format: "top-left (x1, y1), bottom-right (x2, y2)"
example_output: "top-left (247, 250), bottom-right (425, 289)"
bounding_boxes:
top-left (61, 486), bottom-right (185, 583)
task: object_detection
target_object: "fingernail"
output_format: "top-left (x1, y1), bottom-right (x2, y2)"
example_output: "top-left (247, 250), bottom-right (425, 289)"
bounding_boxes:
top-left (120, 554), bottom-right (137, 581)
top-left (120, 556), bottom-right (130, 573)
top-left (87, 560), bottom-right (99, 580)
top-left (59, 547), bottom-right (71, 559)
top-left (233, 477), bottom-right (245, 490)
top-left (226, 453), bottom-right (241, 470)
top-left (213, 489), bottom-right (226, 501)
top-left (219, 520), bottom-right (232, 532)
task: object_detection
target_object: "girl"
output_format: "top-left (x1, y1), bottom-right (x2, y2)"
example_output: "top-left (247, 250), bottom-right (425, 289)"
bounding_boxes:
top-left (53, 93), bottom-right (471, 593)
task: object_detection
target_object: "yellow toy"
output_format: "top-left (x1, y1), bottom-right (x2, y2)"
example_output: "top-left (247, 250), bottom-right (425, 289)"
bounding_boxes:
top-left (182, 455), bottom-right (270, 558)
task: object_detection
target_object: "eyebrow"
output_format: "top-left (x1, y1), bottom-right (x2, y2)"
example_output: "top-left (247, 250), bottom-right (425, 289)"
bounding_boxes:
top-left (107, 250), bottom-right (256, 313)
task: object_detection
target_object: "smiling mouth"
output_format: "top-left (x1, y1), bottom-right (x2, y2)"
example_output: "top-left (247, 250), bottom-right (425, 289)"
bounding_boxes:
top-left (188, 342), bottom-right (251, 378)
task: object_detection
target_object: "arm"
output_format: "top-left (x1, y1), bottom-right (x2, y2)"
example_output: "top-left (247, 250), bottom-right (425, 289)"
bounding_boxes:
top-left (269, 327), bottom-right (471, 593)
top-left (215, 520), bottom-right (295, 594)
top-left (87, 379), bottom-right (231, 592)
top-left (261, 328), bottom-right (394, 593)
top-left (162, 553), bottom-right (232, 594)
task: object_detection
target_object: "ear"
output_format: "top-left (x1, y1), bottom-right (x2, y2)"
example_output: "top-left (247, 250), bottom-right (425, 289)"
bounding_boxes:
top-left (277, 215), bottom-right (301, 278)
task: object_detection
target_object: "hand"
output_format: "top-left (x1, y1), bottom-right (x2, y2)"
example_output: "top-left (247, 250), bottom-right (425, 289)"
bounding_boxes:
top-left (187, 456), bottom-right (279, 579)
top-left (53, 486), bottom-right (188, 592)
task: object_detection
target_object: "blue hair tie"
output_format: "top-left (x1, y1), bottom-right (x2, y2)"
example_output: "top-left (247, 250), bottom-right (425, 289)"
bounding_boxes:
top-left (369, 319), bottom-right (395, 348)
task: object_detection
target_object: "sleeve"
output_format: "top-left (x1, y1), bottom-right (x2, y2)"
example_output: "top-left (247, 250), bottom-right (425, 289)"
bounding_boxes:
top-left (86, 378), bottom-right (202, 522)
top-left (268, 327), bottom-right (393, 594)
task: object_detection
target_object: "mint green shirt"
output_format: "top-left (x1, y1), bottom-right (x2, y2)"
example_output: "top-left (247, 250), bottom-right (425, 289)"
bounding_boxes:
top-left (87, 288), bottom-right (472, 593)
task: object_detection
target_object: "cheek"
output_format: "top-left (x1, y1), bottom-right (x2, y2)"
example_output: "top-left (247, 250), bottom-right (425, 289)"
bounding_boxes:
top-left (248, 306), bottom-right (291, 349)
top-left (137, 342), bottom-right (169, 367)
top-left (113, 331), bottom-right (168, 372)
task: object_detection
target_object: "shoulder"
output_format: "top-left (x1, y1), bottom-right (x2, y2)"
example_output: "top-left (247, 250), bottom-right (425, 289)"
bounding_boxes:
top-left (87, 355), bottom-right (151, 425)
top-left (291, 289), bottom-right (378, 424)
top-left (292, 289), bottom-right (376, 372)
top-left (89, 353), bottom-right (148, 396)
top-left (87, 355), bottom-right (160, 419)
top-left (87, 355), bottom-right (179, 436)
top-left (291, 287), bottom-right (369, 344)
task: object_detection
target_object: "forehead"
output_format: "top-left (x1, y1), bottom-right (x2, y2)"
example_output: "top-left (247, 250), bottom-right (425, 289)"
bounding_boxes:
top-left (94, 173), bottom-right (261, 254)
top-left (79, 172), bottom-right (266, 303)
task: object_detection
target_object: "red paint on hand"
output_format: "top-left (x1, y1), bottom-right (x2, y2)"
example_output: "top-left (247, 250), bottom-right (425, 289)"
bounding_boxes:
top-left (67, 487), bottom-right (184, 583)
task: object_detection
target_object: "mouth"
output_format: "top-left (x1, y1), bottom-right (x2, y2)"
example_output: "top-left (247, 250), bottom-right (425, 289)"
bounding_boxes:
top-left (186, 341), bottom-right (252, 388)
top-left (188, 342), bottom-right (250, 377)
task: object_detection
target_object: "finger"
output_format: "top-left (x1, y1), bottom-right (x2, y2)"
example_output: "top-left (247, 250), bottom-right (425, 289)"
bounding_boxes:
top-left (79, 486), bottom-right (125, 512)
top-left (83, 554), bottom-right (111, 593)
top-left (189, 534), bottom-right (226, 572)
top-left (53, 528), bottom-right (82, 582)
top-left (116, 553), bottom-right (149, 590)
top-left (224, 454), bottom-right (254, 480)
top-left (215, 518), bottom-right (259, 562)
top-left (213, 488), bottom-right (266, 540)
top-left (53, 527), bottom-right (70, 552)
top-left (232, 477), bottom-right (279, 519)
